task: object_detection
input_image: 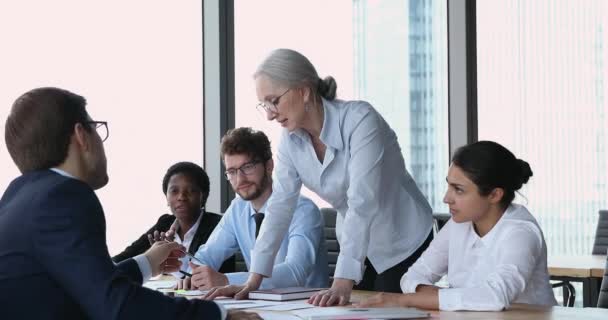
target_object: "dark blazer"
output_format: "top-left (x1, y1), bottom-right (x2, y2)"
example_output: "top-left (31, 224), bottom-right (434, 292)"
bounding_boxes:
top-left (0, 170), bottom-right (222, 320)
top-left (113, 212), bottom-right (235, 273)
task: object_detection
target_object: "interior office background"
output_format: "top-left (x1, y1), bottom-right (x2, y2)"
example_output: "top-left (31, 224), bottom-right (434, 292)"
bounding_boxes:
top-left (0, 0), bottom-right (606, 260)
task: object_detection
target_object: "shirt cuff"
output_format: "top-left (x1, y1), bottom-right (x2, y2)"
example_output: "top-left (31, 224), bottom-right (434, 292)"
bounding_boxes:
top-left (249, 250), bottom-right (274, 277)
top-left (133, 254), bottom-right (153, 282)
top-left (226, 272), bottom-right (250, 286)
top-left (217, 303), bottom-right (227, 320)
top-left (438, 288), bottom-right (463, 311)
top-left (333, 254), bottom-right (365, 283)
top-left (401, 277), bottom-right (433, 294)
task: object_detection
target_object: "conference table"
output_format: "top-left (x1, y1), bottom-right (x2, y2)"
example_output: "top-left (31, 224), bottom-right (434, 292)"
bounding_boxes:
top-left (348, 291), bottom-right (608, 320)
top-left (147, 277), bottom-right (608, 319)
top-left (548, 255), bottom-right (606, 307)
top-left (383, 304), bottom-right (608, 320)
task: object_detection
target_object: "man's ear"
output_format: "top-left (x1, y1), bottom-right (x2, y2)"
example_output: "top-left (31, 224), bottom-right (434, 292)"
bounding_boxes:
top-left (266, 158), bottom-right (274, 173)
top-left (73, 122), bottom-right (91, 152)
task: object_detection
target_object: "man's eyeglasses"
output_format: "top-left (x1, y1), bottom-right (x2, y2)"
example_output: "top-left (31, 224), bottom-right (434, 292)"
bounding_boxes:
top-left (84, 121), bottom-right (109, 142)
top-left (256, 88), bottom-right (290, 114)
top-left (224, 161), bottom-right (261, 180)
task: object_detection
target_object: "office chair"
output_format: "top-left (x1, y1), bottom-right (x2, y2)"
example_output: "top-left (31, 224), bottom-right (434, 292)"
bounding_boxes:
top-left (552, 281), bottom-right (576, 307)
top-left (592, 210), bottom-right (608, 255)
top-left (598, 254), bottom-right (608, 308)
top-left (432, 213), bottom-right (451, 234)
top-left (320, 207), bottom-right (339, 286)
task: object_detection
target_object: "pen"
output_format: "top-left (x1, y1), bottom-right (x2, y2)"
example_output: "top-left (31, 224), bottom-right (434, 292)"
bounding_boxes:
top-left (157, 239), bottom-right (204, 265)
top-left (179, 270), bottom-right (192, 278)
top-left (180, 250), bottom-right (206, 265)
top-left (157, 240), bottom-right (205, 271)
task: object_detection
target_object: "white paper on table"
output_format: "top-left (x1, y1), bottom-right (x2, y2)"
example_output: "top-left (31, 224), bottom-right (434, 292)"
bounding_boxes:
top-left (254, 311), bottom-right (303, 320)
top-left (292, 307), bottom-right (430, 320)
top-left (143, 280), bottom-right (176, 290)
top-left (254, 302), bottom-right (315, 311)
top-left (214, 299), bottom-right (284, 310)
top-left (175, 289), bottom-right (209, 296)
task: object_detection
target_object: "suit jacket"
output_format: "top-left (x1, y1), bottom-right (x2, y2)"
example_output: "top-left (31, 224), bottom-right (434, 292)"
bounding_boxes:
top-left (112, 212), bottom-right (235, 273)
top-left (0, 170), bottom-right (222, 320)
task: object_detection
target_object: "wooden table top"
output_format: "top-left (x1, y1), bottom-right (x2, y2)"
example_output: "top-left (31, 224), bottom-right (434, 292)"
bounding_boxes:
top-left (348, 291), bottom-right (608, 320)
top-left (144, 278), bottom-right (608, 319)
top-left (548, 255), bottom-right (606, 278)
top-left (426, 305), bottom-right (608, 320)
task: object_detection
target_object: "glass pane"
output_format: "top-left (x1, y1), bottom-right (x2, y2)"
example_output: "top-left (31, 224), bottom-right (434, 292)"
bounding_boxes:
top-left (0, 1), bottom-right (203, 255)
top-left (234, 0), bottom-right (449, 212)
top-left (477, 0), bottom-right (608, 255)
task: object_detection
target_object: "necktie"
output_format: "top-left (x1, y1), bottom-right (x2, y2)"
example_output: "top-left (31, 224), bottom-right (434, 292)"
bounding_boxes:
top-left (253, 212), bottom-right (265, 238)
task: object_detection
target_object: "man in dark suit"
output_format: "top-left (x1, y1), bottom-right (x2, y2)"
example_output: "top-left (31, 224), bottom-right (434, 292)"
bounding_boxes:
top-left (0, 87), bottom-right (260, 320)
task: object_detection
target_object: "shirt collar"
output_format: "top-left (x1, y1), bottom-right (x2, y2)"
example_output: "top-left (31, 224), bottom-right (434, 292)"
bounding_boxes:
top-left (174, 209), bottom-right (205, 242)
top-left (287, 98), bottom-right (344, 150)
top-left (469, 205), bottom-right (514, 248)
top-left (50, 168), bottom-right (76, 179)
top-left (187, 210), bottom-right (204, 236)
top-left (465, 223), bottom-right (481, 249)
top-left (319, 98), bottom-right (344, 150)
top-left (247, 199), bottom-right (269, 217)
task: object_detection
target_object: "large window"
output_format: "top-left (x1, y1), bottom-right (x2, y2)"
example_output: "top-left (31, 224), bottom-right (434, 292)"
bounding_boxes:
top-left (0, 1), bottom-right (203, 254)
top-left (234, 0), bottom-right (449, 212)
top-left (477, 0), bottom-right (608, 255)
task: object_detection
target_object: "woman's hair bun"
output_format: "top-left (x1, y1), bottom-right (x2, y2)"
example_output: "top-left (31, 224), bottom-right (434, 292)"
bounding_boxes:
top-left (318, 76), bottom-right (337, 100)
top-left (515, 158), bottom-right (533, 188)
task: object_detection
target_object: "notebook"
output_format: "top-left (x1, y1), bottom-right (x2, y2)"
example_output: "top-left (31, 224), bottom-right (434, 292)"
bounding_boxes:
top-left (248, 287), bottom-right (323, 301)
top-left (143, 280), bottom-right (176, 291)
top-left (292, 307), bottom-right (430, 320)
top-left (174, 289), bottom-right (209, 296)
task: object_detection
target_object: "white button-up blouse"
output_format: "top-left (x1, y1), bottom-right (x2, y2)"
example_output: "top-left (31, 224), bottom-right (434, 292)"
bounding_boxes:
top-left (401, 204), bottom-right (557, 311)
top-left (251, 98), bottom-right (433, 282)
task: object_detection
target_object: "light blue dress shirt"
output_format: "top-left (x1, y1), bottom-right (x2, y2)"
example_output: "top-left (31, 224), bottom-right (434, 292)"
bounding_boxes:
top-left (251, 98), bottom-right (433, 283)
top-left (192, 195), bottom-right (328, 289)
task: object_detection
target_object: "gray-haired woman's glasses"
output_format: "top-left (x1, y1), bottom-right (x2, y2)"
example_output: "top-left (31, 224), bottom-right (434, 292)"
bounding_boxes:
top-left (256, 88), bottom-right (290, 114)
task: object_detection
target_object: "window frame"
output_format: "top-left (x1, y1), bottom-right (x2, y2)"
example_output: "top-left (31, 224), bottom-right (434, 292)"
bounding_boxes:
top-left (203, 0), bottom-right (478, 211)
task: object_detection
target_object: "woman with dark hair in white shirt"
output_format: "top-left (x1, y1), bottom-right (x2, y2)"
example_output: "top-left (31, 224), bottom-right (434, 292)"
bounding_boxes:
top-left (357, 140), bottom-right (558, 311)
top-left (204, 48), bottom-right (434, 306)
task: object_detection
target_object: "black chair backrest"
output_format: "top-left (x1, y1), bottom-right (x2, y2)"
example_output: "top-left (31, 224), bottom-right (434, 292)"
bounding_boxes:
top-left (321, 208), bottom-right (339, 283)
top-left (234, 251), bottom-right (247, 272)
top-left (598, 255), bottom-right (608, 308)
top-left (593, 210), bottom-right (608, 255)
top-left (433, 213), bottom-right (451, 233)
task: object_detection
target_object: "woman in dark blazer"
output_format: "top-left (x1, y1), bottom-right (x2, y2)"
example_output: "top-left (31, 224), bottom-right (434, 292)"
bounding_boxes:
top-left (113, 162), bottom-right (234, 273)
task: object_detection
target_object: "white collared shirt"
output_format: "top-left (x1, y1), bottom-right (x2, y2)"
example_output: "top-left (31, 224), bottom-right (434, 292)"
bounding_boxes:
top-left (171, 210), bottom-right (203, 276)
top-left (401, 204), bottom-right (557, 311)
top-left (251, 98), bottom-right (433, 282)
top-left (173, 210), bottom-right (203, 250)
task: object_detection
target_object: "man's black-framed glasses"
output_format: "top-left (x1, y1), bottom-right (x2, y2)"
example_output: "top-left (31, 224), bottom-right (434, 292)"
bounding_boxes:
top-left (85, 121), bottom-right (109, 142)
top-left (256, 88), bottom-right (290, 114)
top-left (224, 161), bottom-right (262, 180)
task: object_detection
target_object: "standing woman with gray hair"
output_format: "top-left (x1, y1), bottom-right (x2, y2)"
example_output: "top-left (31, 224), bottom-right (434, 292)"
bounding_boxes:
top-left (205, 48), bottom-right (434, 306)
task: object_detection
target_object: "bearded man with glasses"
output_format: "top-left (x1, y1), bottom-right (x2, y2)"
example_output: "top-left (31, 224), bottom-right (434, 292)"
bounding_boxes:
top-left (176, 127), bottom-right (328, 291)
